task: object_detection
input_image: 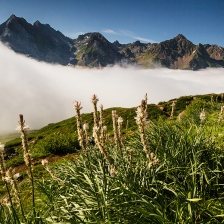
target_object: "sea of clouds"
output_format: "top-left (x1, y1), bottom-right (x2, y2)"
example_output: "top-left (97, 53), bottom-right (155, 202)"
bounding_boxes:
top-left (0, 42), bottom-right (224, 134)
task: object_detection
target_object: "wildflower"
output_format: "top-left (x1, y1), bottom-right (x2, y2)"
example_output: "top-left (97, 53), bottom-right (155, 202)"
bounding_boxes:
top-left (0, 143), bottom-right (4, 150)
top-left (41, 159), bottom-right (49, 166)
top-left (1, 198), bottom-right (10, 206)
top-left (110, 164), bottom-right (118, 177)
top-left (0, 143), bottom-right (6, 181)
top-left (99, 104), bottom-right (104, 127)
top-left (129, 149), bottom-right (133, 168)
top-left (135, 94), bottom-right (151, 162)
top-left (218, 105), bottom-right (224, 124)
top-left (150, 152), bottom-right (155, 160)
top-left (17, 114), bottom-right (36, 216)
top-left (4, 171), bottom-right (20, 184)
top-left (93, 125), bottom-right (109, 164)
top-left (117, 116), bottom-right (124, 147)
top-left (15, 124), bottom-right (30, 132)
top-left (117, 117), bottom-right (123, 124)
top-left (83, 122), bottom-right (89, 131)
top-left (112, 110), bottom-right (122, 149)
top-left (211, 95), bottom-right (214, 105)
top-left (200, 108), bottom-right (206, 122)
top-left (91, 94), bottom-right (99, 105)
top-left (170, 101), bottom-right (176, 119)
top-left (177, 110), bottom-right (186, 121)
top-left (135, 106), bottom-right (148, 125)
top-left (5, 168), bottom-right (20, 192)
top-left (93, 126), bottom-right (100, 133)
top-left (13, 173), bottom-right (20, 180)
top-left (148, 153), bottom-right (159, 167)
top-left (74, 101), bottom-right (87, 150)
top-left (91, 94), bottom-right (99, 127)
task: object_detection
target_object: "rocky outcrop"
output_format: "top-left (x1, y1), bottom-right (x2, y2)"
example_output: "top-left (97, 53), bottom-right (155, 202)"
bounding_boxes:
top-left (74, 32), bottom-right (123, 67)
top-left (0, 14), bottom-right (73, 65)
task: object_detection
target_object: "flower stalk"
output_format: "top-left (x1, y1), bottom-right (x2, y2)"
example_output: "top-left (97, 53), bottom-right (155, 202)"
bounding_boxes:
top-left (41, 159), bottom-right (63, 183)
top-left (73, 101), bottom-right (88, 151)
top-left (17, 114), bottom-right (36, 217)
top-left (91, 95), bottom-right (110, 164)
top-left (170, 101), bottom-right (176, 119)
top-left (112, 110), bottom-right (122, 149)
top-left (135, 94), bottom-right (154, 166)
top-left (200, 108), bottom-right (206, 123)
top-left (5, 168), bottom-right (26, 220)
top-left (218, 106), bottom-right (224, 125)
top-left (0, 144), bottom-right (18, 223)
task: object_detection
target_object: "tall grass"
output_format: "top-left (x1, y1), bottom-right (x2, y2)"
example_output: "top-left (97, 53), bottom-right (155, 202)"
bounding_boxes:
top-left (0, 95), bottom-right (224, 223)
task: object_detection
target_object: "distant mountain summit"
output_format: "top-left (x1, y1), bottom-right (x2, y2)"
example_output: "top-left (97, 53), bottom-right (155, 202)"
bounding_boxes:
top-left (0, 15), bottom-right (224, 70)
top-left (0, 14), bottom-right (73, 65)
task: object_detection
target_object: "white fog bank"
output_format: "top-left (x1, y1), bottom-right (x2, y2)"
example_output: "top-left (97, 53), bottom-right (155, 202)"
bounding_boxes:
top-left (0, 42), bottom-right (224, 134)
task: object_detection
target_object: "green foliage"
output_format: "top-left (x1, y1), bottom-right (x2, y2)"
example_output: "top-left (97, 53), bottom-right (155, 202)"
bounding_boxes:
top-left (5, 152), bottom-right (24, 168)
top-left (33, 120), bottom-right (224, 223)
top-left (1, 92), bottom-right (224, 223)
top-left (5, 138), bottom-right (22, 148)
top-left (32, 133), bottom-right (79, 156)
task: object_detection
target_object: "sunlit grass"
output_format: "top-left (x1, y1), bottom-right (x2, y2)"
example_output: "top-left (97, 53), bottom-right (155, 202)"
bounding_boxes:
top-left (0, 92), bottom-right (224, 223)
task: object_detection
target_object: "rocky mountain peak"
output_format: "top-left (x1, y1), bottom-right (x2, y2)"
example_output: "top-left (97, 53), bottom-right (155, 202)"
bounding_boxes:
top-left (133, 40), bottom-right (142, 46)
top-left (174, 34), bottom-right (187, 41)
top-left (5, 14), bottom-right (27, 26)
top-left (113, 40), bottom-right (122, 48)
top-left (0, 15), bottom-right (224, 70)
top-left (8, 14), bottom-right (16, 21)
top-left (33, 20), bottom-right (41, 26)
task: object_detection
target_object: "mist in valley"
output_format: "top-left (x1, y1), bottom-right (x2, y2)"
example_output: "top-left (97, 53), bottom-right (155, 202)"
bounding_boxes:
top-left (0, 42), bottom-right (224, 134)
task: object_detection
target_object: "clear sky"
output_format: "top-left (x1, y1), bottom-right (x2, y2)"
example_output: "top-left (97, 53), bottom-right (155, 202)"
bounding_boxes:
top-left (0, 0), bottom-right (223, 46)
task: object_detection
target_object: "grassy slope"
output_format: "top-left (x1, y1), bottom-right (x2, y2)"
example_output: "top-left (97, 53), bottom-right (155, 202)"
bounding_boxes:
top-left (1, 92), bottom-right (224, 222)
top-left (2, 92), bottom-right (223, 169)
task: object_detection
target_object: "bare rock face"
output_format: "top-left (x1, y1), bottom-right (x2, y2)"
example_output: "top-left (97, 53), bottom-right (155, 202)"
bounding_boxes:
top-left (74, 32), bottom-right (123, 67)
top-left (0, 15), bottom-right (224, 70)
top-left (204, 44), bottom-right (224, 60)
top-left (0, 14), bottom-right (73, 65)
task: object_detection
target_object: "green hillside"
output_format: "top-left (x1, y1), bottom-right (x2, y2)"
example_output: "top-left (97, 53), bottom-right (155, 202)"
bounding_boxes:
top-left (0, 92), bottom-right (224, 223)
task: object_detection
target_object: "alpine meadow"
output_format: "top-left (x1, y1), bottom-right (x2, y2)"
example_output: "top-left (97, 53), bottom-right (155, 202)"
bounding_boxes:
top-left (1, 7), bottom-right (224, 223)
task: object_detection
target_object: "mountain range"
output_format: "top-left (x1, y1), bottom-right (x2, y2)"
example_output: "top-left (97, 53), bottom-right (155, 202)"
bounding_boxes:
top-left (1, 14), bottom-right (224, 70)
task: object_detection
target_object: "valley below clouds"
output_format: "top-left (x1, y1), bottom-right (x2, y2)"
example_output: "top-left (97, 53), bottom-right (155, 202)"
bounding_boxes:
top-left (0, 42), bottom-right (224, 134)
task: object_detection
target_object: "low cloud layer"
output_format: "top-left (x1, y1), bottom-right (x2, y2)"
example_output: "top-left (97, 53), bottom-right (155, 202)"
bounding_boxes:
top-left (0, 42), bottom-right (224, 134)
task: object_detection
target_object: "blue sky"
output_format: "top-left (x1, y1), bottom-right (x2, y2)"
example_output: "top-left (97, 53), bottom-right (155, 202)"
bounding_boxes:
top-left (0, 0), bottom-right (223, 46)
